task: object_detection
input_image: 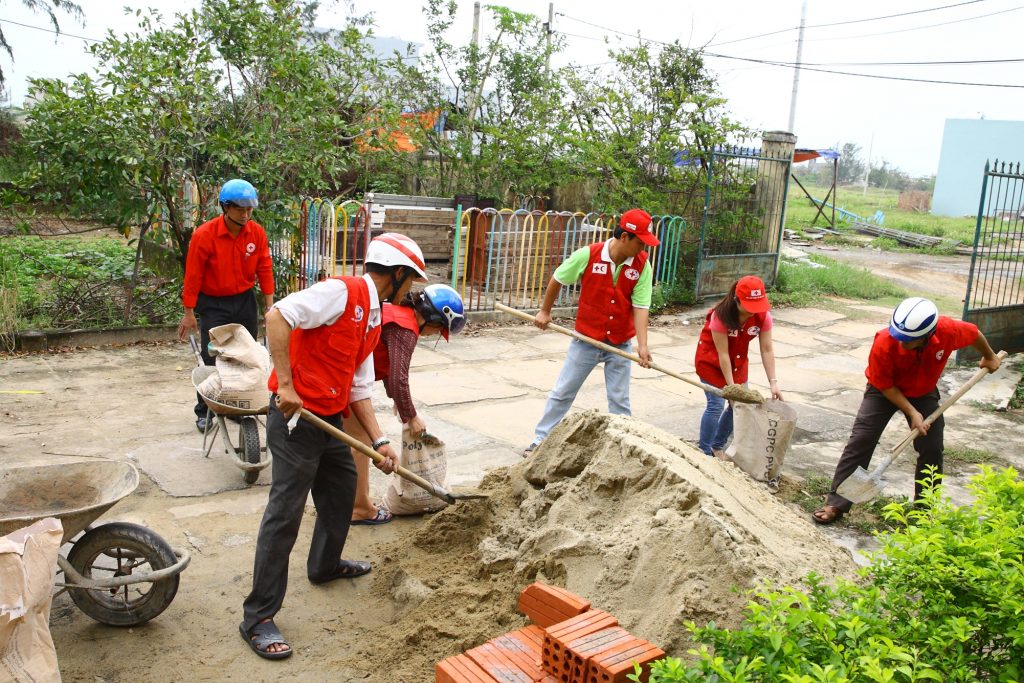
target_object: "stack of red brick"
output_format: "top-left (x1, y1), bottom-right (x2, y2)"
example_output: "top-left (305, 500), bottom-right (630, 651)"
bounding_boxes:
top-left (436, 582), bottom-right (664, 683)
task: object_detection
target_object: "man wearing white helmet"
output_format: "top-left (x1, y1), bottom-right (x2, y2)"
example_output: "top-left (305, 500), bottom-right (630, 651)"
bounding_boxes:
top-left (813, 297), bottom-right (1001, 524)
top-left (240, 232), bottom-right (427, 659)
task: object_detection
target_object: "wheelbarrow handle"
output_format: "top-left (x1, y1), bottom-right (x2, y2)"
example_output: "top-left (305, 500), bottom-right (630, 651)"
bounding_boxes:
top-left (188, 333), bottom-right (204, 367)
top-left (888, 350), bottom-right (1007, 455)
top-left (298, 408), bottom-right (456, 505)
top-left (494, 302), bottom-right (726, 398)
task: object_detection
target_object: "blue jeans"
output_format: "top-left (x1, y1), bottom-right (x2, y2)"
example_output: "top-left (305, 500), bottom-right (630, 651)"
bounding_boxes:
top-left (533, 337), bottom-right (632, 444)
top-left (698, 390), bottom-right (734, 456)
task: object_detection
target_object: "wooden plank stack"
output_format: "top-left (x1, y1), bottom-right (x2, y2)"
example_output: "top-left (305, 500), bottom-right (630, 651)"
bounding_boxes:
top-left (380, 207), bottom-right (455, 261)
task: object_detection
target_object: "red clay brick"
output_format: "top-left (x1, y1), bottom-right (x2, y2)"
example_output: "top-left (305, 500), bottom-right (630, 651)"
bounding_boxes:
top-left (542, 610), bottom-right (618, 678)
top-left (436, 653), bottom-right (497, 683)
top-left (564, 627), bottom-right (633, 681)
top-left (587, 641), bottom-right (665, 683)
top-left (519, 592), bottom-right (573, 629)
top-left (518, 583), bottom-right (590, 627)
top-left (466, 642), bottom-right (535, 683)
top-left (488, 629), bottom-right (545, 681)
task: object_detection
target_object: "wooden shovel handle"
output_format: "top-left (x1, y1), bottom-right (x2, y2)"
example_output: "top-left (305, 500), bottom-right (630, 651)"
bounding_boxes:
top-left (889, 349), bottom-right (1007, 454)
top-left (298, 408), bottom-right (453, 504)
top-left (494, 302), bottom-right (726, 398)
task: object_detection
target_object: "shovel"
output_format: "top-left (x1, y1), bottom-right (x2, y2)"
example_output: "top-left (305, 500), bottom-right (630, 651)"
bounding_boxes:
top-left (836, 349), bottom-right (1006, 504)
top-left (494, 302), bottom-right (764, 404)
top-left (298, 408), bottom-right (488, 505)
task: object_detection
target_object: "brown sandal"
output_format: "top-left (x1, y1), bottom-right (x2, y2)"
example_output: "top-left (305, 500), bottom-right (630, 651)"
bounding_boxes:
top-left (812, 505), bottom-right (844, 525)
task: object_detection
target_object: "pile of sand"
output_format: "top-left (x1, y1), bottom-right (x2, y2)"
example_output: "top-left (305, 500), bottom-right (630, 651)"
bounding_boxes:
top-left (353, 411), bottom-right (857, 681)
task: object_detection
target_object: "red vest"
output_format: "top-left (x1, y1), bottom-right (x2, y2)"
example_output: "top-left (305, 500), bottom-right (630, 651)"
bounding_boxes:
top-left (575, 243), bottom-right (648, 345)
top-left (268, 276), bottom-right (381, 415)
top-left (694, 309), bottom-right (768, 388)
top-left (372, 303), bottom-right (420, 381)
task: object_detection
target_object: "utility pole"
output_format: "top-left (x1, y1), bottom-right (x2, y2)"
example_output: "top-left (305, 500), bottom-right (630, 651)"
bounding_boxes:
top-left (545, 3), bottom-right (554, 76)
top-left (787, 0), bottom-right (807, 134)
top-left (472, 1), bottom-right (481, 49)
top-left (862, 133), bottom-right (874, 196)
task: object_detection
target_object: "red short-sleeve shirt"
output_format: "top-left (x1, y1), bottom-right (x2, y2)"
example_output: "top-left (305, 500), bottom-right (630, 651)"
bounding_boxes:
top-left (865, 316), bottom-right (978, 398)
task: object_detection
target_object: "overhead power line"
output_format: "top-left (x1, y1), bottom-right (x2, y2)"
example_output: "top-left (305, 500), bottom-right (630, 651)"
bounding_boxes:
top-left (708, 0), bottom-right (988, 46)
top-left (799, 5), bottom-right (1024, 43)
top-left (0, 16), bottom-right (99, 43)
top-left (702, 51), bottom-right (1024, 88)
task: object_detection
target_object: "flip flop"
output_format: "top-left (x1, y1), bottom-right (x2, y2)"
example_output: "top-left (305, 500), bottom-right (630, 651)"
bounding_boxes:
top-left (240, 620), bottom-right (292, 660)
top-left (812, 505), bottom-right (844, 525)
top-left (308, 559), bottom-right (372, 585)
top-left (351, 507), bottom-right (393, 526)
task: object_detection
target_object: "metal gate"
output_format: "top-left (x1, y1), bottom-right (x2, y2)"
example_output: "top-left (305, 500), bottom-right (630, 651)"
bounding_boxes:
top-left (695, 145), bottom-right (792, 298)
top-left (959, 160), bottom-right (1024, 362)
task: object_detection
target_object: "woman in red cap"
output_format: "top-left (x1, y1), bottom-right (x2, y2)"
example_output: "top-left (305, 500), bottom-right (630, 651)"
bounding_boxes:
top-left (693, 275), bottom-right (783, 458)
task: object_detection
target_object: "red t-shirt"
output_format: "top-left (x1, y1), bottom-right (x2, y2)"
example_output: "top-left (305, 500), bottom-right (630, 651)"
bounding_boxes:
top-left (181, 215), bottom-right (274, 308)
top-left (865, 316), bottom-right (978, 398)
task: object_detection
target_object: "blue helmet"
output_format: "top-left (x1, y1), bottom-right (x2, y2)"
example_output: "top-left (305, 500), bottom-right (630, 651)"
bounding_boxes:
top-left (219, 179), bottom-right (258, 208)
top-left (416, 284), bottom-right (465, 338)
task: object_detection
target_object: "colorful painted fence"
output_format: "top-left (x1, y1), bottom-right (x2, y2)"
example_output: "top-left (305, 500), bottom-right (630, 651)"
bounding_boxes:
top-left (269, 197), bottom-right (372, 295)
top-left (450, 208), bottom-right (690, 312)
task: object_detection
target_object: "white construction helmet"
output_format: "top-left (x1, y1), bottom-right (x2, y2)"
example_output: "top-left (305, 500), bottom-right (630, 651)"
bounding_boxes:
top-left (889, 297), bottom-right (938, 342)
top-left (365, 232), bottom-right (427, 281)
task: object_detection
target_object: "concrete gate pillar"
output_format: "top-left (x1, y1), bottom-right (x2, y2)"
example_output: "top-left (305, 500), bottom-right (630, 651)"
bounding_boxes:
top-left (757, 131), bottom-right (797, 260)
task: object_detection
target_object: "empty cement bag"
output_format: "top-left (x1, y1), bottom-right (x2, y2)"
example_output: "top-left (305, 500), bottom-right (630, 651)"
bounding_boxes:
top-left (1, 517), bottom-right (63, 682)
top-left (383, 426), bottom-right (448, 515)
top-left (726, 399), bottom-right (797, 487)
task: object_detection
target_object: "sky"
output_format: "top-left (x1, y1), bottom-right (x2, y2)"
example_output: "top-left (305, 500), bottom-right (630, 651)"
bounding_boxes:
top-left (2, 0), bottom-right (1022, 177)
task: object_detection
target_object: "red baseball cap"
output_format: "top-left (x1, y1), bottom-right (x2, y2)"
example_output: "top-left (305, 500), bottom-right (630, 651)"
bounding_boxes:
top-left (618, 208), bottom-right (660, 246)
top-left (735, 275), bottom-right (771, 313)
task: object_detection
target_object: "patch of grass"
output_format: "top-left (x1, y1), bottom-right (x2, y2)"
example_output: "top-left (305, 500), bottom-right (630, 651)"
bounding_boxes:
top-left (773, 253), bottom-right (907, 307)
top-left (869, 236), bottom-right (900, 251)
top-left (778, 473), bottom-right (904, 533)
top-left (1011, 376), bottom-right (1024, 410)
top-left (786, 183), bottom-right (977, 243)
top-left (944, 445), bottom-right (1008, 474)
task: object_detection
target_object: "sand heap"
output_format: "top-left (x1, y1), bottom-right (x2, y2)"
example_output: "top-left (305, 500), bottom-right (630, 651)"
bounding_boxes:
top-left (361, 411), bottom-right (857, 682)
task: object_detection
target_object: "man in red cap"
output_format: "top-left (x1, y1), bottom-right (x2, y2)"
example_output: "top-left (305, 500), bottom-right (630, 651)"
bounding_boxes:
top-left (523, 208), bottom-right (660, 455)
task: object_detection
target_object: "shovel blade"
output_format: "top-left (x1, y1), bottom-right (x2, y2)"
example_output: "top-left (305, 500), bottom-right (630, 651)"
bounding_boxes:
top-left (835, 466), bottom-right (884, 504)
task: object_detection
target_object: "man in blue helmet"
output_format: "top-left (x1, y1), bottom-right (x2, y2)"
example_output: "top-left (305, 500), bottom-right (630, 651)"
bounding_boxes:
top-left (813, 297), bottom-right (1001, 524)
top-left (178, 179), bottom-right (275, 432)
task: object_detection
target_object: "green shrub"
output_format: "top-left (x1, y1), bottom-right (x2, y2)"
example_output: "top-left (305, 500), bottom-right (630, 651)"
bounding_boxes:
top-left (633, 467), bottom-right (1024, 682)
top-left (0, 236), bottom-right (180, 330)
top-left (772, 255), bottom-right (906, 307)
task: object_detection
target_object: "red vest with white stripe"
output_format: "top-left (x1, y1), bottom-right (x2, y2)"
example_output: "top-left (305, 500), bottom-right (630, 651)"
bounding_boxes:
top-left (268, 276), bottom-right (381, 415)
top-left (372, 303), bottom-right (420, 381)
top-left (694, 309), bottom-right (768, 388)
top-left (575, 243), bottom-right (648, 345)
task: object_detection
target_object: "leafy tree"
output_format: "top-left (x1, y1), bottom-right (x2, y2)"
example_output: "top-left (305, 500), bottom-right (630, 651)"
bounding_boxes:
top-left (0, 0), bottom-right (83, 90)
top-left (16, 0), bottom-right (410, 267)
top-left (837, 141), bottom-right (865, 185)
top-left (414, 0), bottom-right (570, 200)
top-left (564, 41), bottom-right (745, 213)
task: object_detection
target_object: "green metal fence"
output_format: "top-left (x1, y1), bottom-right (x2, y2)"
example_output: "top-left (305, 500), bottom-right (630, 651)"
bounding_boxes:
top-left (958, 159), bottom-right (1024, 362)
top-left (695, 145), bottom-right (793, 299)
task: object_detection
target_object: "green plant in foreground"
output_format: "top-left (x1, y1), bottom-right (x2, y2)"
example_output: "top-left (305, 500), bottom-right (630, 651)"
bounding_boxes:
top-left (634, 467), bottom-right (1024, 682)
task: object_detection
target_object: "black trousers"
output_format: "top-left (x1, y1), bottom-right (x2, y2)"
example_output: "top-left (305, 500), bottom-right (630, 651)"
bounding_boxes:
top-left (193, 290), bottom-right (259, 418)
top-left (241, 400), bottom-right (357, 632)
top-left (827, 384), bottom-right (944, 511)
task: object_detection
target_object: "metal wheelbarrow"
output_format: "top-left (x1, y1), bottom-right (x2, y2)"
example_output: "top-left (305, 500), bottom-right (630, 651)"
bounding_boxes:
top-left (0, 460), bottom-right (190, 626)
top-left (190, 334), bottom-right (272, 485)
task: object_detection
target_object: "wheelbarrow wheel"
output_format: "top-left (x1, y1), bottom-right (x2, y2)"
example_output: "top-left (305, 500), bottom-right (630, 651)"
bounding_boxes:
top-left (66, 522), bottom-right (180, 627)
top-left (240, 416), bottom-right (261, 484)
